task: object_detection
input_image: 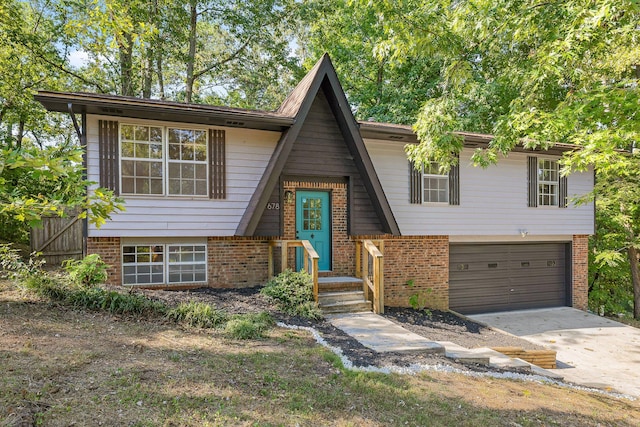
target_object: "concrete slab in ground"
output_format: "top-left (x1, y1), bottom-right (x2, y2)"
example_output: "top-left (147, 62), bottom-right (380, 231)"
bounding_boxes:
top-left (327, 312), bottom-right (444, 354)
top-left (470, 307), bottom-right (640, 397)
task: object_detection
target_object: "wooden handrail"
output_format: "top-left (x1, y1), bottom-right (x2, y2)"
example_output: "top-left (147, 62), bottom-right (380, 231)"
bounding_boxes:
top-left (268, 240), bottom-right (320, 302)
top-left (357, 239), bottom-right (384, 314)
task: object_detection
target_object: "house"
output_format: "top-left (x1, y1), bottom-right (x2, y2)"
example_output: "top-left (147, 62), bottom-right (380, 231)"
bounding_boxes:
top-left (35, 54), bottom-right (593, 314)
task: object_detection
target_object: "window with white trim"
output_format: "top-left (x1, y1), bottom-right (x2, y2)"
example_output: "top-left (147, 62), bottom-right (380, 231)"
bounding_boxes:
top-left (122, 244), bottom-right (207, 285)
top-left (422, 162), bottom-right (449, 203)
top-left (538, 159), bottom-right (558, 206)
top-left (120, 124), bottom-right (208, 196)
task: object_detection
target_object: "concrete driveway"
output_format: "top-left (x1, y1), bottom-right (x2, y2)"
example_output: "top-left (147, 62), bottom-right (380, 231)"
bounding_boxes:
top-left (469, 307), bottom-right (640, 397)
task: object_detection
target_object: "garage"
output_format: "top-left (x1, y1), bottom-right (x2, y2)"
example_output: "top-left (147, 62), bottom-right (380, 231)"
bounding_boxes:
top-left (449, 243), bottom-right (570, 314)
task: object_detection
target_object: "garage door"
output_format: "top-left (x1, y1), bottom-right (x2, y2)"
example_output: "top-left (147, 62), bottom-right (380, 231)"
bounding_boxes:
top-left (449, 243), bottom-right (569, 314)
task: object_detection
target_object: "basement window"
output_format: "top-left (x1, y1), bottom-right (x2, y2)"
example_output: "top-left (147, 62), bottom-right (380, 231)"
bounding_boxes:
top-left (122, 244), bottom-right (207, 285)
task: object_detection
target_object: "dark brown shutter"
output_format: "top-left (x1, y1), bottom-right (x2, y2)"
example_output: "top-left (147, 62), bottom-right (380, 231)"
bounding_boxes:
top-left (527, 156), bottom-right (538, 207)
top-left (559, 175), bottom-right (568, 208)
top-left (409, 160), bottom-right (422, 204)
top-left (449, 161), bottom-right (460, 206)
top-left (98, 120), bottom-right (119, 195)
top-left (209, 129), bottom-right (226, 199)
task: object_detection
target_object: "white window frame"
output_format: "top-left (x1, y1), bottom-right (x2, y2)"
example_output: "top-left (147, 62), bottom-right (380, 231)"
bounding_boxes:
top-left (537, 158), bottom-right (559, 206)
top-left (119, 123), bottom-right (210, 197)
top-left (122, 243), bottom-right (207, 286)
top-left (422, 161), bottom-right (449, 204)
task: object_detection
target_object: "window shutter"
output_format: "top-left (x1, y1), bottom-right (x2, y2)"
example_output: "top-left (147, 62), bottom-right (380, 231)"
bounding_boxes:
top-left (98, 120), bottom-right (119, 195)
top-left (449, 162), bottom-right (460, 206)
top-left (409, 160), bottom-right (422, 204)
top-left (527, 156), bottom-right (538, 207)
top-left (559, 175), bottom-right (568, 208)
top-left (209, 129), bottom-right (226, 199)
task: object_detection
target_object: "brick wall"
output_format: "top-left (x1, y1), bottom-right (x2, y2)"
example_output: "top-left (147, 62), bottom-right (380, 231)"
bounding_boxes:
top-left (87, 237), bottom-right (121, 286)
top-left (572, 234), bottom-right (589, 310)
top-left (207, 237), bottom-right (270, 288)
top-left (87, 236), bottom-right (272, 289)
top-left (375, 236), bottom-right (449, 310)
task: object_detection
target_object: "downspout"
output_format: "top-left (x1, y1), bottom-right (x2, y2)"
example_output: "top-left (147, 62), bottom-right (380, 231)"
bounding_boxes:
top-left (67, 103), bottom-right (88, 257)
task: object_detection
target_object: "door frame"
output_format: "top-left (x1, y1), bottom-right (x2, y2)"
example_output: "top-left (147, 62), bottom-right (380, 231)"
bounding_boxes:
top-left (295, 189), bottom-right (332, 271)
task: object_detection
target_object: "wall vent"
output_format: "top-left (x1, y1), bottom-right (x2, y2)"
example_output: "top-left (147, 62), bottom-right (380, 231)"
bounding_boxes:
top-left (225, 119), bottom-right (245, 127)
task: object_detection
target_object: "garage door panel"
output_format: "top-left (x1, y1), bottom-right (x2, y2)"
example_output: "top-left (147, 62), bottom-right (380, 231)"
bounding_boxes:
top-left (450, 243), bottom-right (569, 314)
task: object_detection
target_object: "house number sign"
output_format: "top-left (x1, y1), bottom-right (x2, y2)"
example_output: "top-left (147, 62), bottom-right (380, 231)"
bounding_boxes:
top-left (266, 202), bottom-right (280, 210)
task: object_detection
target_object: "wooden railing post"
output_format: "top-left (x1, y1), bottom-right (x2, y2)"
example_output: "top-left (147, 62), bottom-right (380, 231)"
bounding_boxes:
top-left (281, 240), bottom-right (288, 273)
top-left (355, 240), bottom-right (361, 278)
top-left (268, 241), bottom-right (274, 278)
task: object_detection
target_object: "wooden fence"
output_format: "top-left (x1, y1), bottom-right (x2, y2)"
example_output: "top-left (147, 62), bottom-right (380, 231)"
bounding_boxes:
top-left (30, 210), bottom-right (83, 265)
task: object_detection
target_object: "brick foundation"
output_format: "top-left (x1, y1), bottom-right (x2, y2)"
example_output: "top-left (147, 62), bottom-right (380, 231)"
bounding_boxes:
top-left (572, 234), bottom-right (589, 310)
top-left (368, 236), bottom-right (449, 310)
top-left (87, 237), bottom-right (122, 286)
top-left (207, 237), bottom-right (270, 288)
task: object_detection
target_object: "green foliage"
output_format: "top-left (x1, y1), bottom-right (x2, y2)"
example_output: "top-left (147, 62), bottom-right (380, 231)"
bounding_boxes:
top-left (300, 0), bottom-right (439, 124)
top-left (261, 269), bottom-right (322, 320)
top-left (166, 302), bottom-right (228, 328)
top-left (66, 287), bottom-right (167, 316)
top-left (405, 279), bottom-right (432, 315)
top-left (224, 312), bottom-right (274, 340)
top-left (63, 254), bottom-right (109, 287)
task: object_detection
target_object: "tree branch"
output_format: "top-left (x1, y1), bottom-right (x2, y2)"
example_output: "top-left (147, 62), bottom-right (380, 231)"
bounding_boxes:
top-left (192, 36), bottom-right (253, 80)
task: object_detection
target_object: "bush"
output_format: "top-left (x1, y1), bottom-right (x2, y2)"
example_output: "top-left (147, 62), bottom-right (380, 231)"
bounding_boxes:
top-left (224, 312), bottom-right (274, 339)
top-left (260, 269), bottom-right (322, 319)
top-left (63, 254), bottom-right (108, 287)
top-left (167, 302), bottom-right (228, 328)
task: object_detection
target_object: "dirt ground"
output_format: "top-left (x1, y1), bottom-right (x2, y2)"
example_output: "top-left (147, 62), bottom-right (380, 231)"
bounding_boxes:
top-left (132, 285), bottom-right (544, 369)
top-left (2, 283), bottom-right (640, 426)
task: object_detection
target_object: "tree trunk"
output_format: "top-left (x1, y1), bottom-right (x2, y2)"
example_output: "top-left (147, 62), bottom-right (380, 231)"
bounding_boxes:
top-left (157, 56), bottom-right (165, 100)
top-left (185, 0), bottom-right (198, 103)
top-left (16, 120), bottom-right (24, 149)
top-left (119, 32), bottom-right (134, 96)
top-left (629, 245), bottom-right (640, 319)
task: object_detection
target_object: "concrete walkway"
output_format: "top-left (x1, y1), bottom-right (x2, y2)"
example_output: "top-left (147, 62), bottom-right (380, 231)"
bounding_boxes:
top-left (469, 307), bottom-right (640, 397)
top-left (327, 312), bottom-right (560, 377)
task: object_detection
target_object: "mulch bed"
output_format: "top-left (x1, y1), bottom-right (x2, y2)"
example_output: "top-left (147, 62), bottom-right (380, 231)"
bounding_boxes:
top-left (129, 285), bottom-right (545, 371)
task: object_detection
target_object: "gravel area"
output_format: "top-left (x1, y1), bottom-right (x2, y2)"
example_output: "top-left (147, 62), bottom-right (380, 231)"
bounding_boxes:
top-left (129, 285), bottom-right (545, 371)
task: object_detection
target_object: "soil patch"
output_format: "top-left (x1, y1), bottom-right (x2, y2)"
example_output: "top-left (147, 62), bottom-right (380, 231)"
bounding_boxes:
top-left (131, 286), bottom-right (545, 369)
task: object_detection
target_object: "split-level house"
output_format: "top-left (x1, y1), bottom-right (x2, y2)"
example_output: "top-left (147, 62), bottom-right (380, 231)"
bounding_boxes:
top-left (35, 55), bottom-right (593, 314)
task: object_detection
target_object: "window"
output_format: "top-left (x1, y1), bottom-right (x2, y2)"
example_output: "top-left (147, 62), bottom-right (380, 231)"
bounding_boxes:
top-left (120, 125), bottom-right (164, 195)
top-left (409, 159), bottom-right (459, 205)
top-left (120, 124), bottom-right (209, 196)
top-left (422, 162), bottom-right (449, 203)
top-left (538, 159), bottom-right (558, 206)
top-left (167, 128), bottom-right (208, 196)
top-left (527, 156), bottom-right (567, 208)
top-left (122, 244), bottom-right (207, 285)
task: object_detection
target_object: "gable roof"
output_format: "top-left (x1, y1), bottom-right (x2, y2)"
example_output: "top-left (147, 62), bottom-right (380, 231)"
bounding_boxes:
top-left (235, 54), bottom-right (401, 236)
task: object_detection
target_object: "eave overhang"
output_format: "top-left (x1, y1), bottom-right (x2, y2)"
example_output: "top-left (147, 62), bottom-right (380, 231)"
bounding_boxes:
top-left (35, 91), bottom-right (295, 132)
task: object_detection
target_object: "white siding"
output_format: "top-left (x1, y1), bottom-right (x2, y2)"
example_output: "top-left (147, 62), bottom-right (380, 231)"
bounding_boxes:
top-left (365, 139), bottom-right (594, 238)
top-left (86, 115), bottom-right (279, 237)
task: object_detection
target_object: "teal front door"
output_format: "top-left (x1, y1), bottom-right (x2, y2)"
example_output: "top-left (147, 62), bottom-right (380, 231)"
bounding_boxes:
top-left (296, 191), bottom-right (331, 271)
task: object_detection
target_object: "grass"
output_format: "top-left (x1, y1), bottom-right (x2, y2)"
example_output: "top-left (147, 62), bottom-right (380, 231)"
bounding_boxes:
top-left (2, 281), bottom-right (640, 426)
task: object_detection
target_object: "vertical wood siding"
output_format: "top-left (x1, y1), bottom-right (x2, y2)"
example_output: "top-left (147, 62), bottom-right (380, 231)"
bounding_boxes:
top-left (86, 115), bottom-right (279, 237)
top-left (366, 139), bottom-right (594, 236)
top-left (255, 90), bottom-right (385, 235)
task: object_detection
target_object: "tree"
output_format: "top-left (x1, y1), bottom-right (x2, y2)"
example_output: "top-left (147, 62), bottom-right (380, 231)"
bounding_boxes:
top-left (364, 0), bottom-right (640, 317)
top-left (299, 0), bottom-right (441, 124)
top-left (0, 0), bottom-right (123, 243)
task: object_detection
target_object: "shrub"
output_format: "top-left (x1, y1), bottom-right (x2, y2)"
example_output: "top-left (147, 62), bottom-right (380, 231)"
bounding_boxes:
top-left (63, 254), bottom-right (108, 287)
top-left (66, 287), bottom-right (167, 316)
top-left (261, 269), bottom-right (322, 320)
top-left (166, 302), bottom-right (228, 328)
top-left (224, 312), bottom-right (274, 339)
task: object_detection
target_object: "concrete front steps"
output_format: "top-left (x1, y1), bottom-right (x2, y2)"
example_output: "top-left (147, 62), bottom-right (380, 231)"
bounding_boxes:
top-left (317, 276), bottom-right (372, 314)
